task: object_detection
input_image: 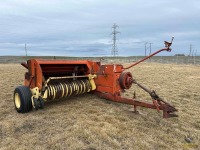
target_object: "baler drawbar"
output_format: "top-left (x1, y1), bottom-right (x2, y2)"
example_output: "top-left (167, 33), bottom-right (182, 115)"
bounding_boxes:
top-left (14, 37), bottom-right (177, 118)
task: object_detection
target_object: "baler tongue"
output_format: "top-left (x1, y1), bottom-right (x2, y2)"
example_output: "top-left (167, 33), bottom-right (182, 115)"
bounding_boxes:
top-left (152, 92), bottom-right (178, 118)
top-left (133, 79), bottom-right (178, 118)
top-left (162, 103), bottom-right (178, 118)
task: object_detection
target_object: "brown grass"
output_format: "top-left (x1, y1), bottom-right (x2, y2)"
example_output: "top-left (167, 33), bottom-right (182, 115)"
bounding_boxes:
top-left (0, 63), bottom-right (200, 150)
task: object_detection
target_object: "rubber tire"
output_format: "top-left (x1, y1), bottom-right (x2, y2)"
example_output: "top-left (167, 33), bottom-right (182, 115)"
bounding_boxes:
top-left (33, 98), bottom-right (39, 110)
top-left (14, 86), bottom-right (32, 113)
top-left (38, 97), bottom-right (44, 109)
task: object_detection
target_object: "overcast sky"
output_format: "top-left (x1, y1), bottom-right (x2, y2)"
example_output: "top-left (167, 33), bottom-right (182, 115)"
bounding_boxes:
top-left (0, 0), bottom-right (199, 56)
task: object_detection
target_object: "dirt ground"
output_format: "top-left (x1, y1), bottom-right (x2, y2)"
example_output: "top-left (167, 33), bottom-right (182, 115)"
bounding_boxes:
top-left (0, 63), bottom-right (200, 150)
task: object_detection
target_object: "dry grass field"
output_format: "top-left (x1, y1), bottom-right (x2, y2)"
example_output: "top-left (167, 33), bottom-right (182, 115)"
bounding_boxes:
top-left (0, 62), bottom-right (200, 150)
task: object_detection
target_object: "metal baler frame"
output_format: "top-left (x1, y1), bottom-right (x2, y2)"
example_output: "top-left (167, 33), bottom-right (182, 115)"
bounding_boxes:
top-left (14, 37), bottom-right (177, 118)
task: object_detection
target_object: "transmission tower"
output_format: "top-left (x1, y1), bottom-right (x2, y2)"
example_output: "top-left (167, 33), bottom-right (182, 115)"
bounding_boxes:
top-left (111, 23), bottom-right (120, 56)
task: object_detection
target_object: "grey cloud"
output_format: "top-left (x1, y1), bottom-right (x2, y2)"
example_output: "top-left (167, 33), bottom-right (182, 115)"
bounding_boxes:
top-left (0, 0), bottom-right (200, 56)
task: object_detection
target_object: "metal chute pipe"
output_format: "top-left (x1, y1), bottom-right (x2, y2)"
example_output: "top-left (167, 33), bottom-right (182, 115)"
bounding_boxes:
top-left (123, 48), bottom-right (171, 70)
top-left (123, 37), bottom-right (174, 70)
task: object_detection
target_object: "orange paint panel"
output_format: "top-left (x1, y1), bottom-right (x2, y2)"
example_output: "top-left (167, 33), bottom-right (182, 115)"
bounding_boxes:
top-left (101, 64), bottom-right (123, 74)
top-left (95, 75), bottom-right (114, 87)
top-left (96, 86), bottom-right (113, 93)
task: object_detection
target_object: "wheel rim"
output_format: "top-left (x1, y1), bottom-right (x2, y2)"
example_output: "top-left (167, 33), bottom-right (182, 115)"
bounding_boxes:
top-left (31, 97), bottom-right (35, 108)
top-left (15, 93), bottom-right (21, 109)
top-left (32, 97), bottom-right (39, 110)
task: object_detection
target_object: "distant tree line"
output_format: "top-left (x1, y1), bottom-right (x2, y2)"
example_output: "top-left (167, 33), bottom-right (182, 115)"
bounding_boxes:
top-left (174, 54), bottom-right (185, 56)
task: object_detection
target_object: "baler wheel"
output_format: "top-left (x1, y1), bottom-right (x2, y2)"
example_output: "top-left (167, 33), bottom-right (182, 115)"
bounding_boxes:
top-left (32, 98), bottom-right (39, 110)
top-left (38, 97), bottom-right (44, 109)
top-left (14, 86), bottom-right (32, 113)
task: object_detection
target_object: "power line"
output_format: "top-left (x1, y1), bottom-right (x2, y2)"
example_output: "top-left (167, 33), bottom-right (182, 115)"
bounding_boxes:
top-left (111, 23), bottom-right (120, 56)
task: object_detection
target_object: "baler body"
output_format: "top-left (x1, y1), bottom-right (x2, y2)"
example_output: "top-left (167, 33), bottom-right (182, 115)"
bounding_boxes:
top-left (14, 38), bottom-right (177, 118)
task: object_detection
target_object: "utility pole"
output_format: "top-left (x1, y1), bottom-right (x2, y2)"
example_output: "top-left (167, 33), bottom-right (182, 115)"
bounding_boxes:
top-left (149, 43), bottom-right (153, 62)
top-left (189, 44), bottom-right (192, 56)
top-left (195, 49), bottom-right (197, 56)
top-left (193, 49), bottom-right (196, 64)
top-left (145, 42), bottom-right (148, 56)
top-left (149, 43), bottom-right (153, 55)
top-left (192, 49), bottom-right (194, 57)
top-left (25, 43), bottom-right (27, 57)
top-left (111, 23), bottom-right (120, 57)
